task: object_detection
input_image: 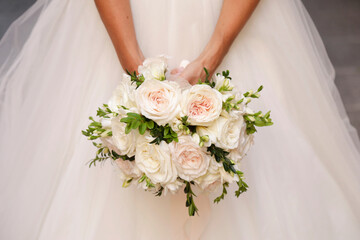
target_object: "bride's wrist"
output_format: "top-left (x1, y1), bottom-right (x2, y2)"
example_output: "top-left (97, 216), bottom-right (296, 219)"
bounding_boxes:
top-left (197, 36), bottom-right (228, 74)
top-left (119, 49), bottom-right (144, 73)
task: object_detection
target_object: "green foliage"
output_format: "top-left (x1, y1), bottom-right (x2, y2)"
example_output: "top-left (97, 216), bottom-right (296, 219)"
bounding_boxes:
top-left (120, 112), bottom-right (155, 135)
top-left (138, 174), bottom-right (155, 189)
top-left (111, 150), bottom-right (135, 161)
top-left (82, 104), bottom-right (118, 140)
top-left (217, 70), bottom-right (234, 93)
top-left (86, 143), bottom-right (134, 168)
top-left (197, 67), bottom-right (215, 88)
top-left (243, 110), bottom-right (273, 135)
top-left (149, 123), bottom-right (178, 144)
top-left (82, 116), bottom-right (112, 140)
top-left (184, 181), bottom-right (198, 216)
top-left (122, 178), bottom-right (133, 188)
top-left (207, 144), bottom-right (249, 201)
top-left (120, 112), bottom-right (178, 145)
top-left (214, 182), bottom-right (229, 203)
top-left (235, 171), bottom-right (248, 197)
top-left (222, 96), bottom-right (244, 113)
top-left (243, 85), bottom-right (263, 99)
top-left (96, 104), bottom-right (117, 118)
top-left (126, 70), bottom-right (145, 88)
top-left (155, 186), bottom-right (164, 197)
top-left (178, 116), bottom-right (197, 135)
top-left (87, 144), bottom-right (111, 167)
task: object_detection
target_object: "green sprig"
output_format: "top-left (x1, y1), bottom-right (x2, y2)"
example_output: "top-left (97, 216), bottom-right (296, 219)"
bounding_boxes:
top-left (243, 110), bottom-right (273, 135)
top-left (214, 182), bottom-right (229, 203)
top-left (120, 112), bottom-right (155, 135)
top-left (184, 181), bottom-right (198, 216)
top-left (138, 174), bottom-right (156, 189)
top-left (197, 68), bottom-right (215, 88)
top-left (149, 123), bottom-right (178, 145)
top-left (126, 70), bottom-right (145, 88)
top-left (178, 116), bottom-right (196, 135)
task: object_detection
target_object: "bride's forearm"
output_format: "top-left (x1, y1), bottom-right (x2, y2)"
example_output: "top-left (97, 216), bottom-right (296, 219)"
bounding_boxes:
top-left (197, 0), bottom-right (259, 71)
top-left (94, 0), bottom-right (144, 73)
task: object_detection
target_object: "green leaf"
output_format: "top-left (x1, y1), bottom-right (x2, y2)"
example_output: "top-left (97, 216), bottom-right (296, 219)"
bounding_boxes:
top-left (147, 121), bottom-right (154, 129)
top-left (139, 122), bottom-right (147, 135)
top-left (125, 124), bottom-right (132, 134)
top-left (120, 117), bottom-right (132, 123)
top-left (127, 112), bottom-right (141, 120)
top-left (132, 120), bottom-right (141, 129)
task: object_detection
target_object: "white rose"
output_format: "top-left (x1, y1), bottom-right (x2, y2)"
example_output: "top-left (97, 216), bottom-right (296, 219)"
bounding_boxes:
top-left (170, 135), bottom-right (210, 181)
top-left (195, 158), bottom-right (222, 191)
top-left (197, 115), bottom-right (244, 150)
top-left (135, 79), bottom-right (181, 126)
top-left (135, 136), bottom-right (178, 187)
top-left (237, 124), bottom-right (254, 159)
top-left (138, 56), bottom-right (168, 80)
top-left (181, 84), bottom-right (223, 126)
top-left (111, 117), bottom-right (137, 157)
top-left (108, 74), bottom-right (137, 113)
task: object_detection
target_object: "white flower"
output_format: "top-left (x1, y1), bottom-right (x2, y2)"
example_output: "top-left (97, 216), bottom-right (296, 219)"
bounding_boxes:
top-left (111, 117), bottom-right (137, 157)
top-left (214, 74), bottom-right (233, 92)
top-left (100, 136), bottom-right (119, 154)
top-left (195, 158), bottom-right (221, 191)
top-left (135, 135), bottom-right (178, 188)
top-left (108, 74), bottom-right (136, 113)
top-left (135, 79), bottom-right (181, 126)
top-left (181, 84), bottom-right (223, 126)
top-left (138, 56), bottom-right (168, 80)
top-left (197, 113), bottom-right (244, 150)
top-left (170, 135), bottom-right (210, 181)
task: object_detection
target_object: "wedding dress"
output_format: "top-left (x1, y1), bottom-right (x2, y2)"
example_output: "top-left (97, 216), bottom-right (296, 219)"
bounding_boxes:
top-left (1, 0), bottom-right (360, 239)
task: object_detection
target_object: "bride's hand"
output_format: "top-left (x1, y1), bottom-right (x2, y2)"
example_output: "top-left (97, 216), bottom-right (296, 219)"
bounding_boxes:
top-left (174, 59), bottom-right (216, 85)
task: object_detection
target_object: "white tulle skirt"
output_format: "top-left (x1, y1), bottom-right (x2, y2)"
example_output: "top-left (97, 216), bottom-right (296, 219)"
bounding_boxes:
top-left (1, 0), bottom-right (360, 239)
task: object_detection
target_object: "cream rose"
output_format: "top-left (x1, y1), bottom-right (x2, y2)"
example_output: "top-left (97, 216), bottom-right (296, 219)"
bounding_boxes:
top-left (111, 117), bottom-right (137, 157)
top-left (170, 135), bottom-right (210, 181)
top-left (135, 135), bottom-right (178, 187)
top-left (181, 84), bottom-right (223, 126)
top-left (195, 158), bottom-right (222, 191)
top-left (197, 114), bottom-right (244, 150)
top-left (108, 74), bottom-right (137, 113)
top-left (135, 79), bottom-right (181, 126)
top-left (138, 56), bottom-right (168, 80)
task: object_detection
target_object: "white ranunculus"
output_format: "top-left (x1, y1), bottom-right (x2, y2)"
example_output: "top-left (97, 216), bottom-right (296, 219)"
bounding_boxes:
top-left (181, 84), bottom-right (223, 126)
top-left (135, 135), bottom-right (178, 187)
top-left (108, 74), bottom-right (137, 113)
top-left (111, 117), bottom-right (137, 157)
top-left (170, 135), bottom-right (210, 181)
top-left (138, 56), bottom-right (168, 80)
top-left (135, 79), bottom-right (181, 126)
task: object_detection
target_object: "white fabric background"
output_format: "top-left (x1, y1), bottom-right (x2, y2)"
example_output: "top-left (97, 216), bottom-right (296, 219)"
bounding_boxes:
top-left (0, 0), bottom-right (360, 239)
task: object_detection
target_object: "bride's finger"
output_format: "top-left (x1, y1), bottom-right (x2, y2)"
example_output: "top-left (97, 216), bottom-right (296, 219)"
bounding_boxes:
top-left (170, 67), bottom-right (184, 75)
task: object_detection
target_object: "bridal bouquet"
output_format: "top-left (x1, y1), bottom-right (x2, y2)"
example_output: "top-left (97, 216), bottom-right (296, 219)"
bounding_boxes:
top-left (82, 56), bottom-right (273, 216)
